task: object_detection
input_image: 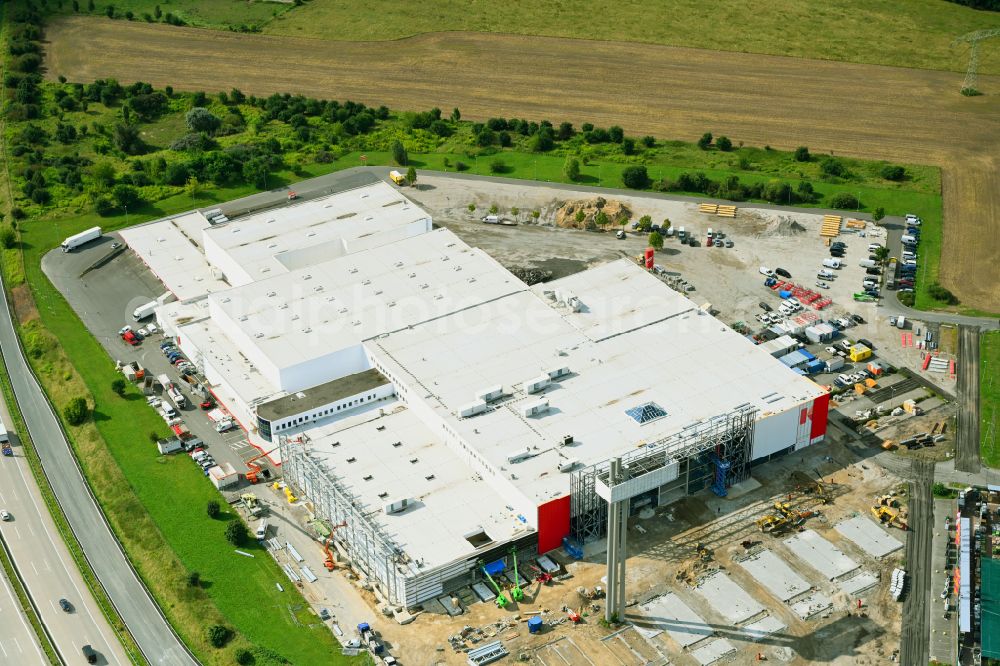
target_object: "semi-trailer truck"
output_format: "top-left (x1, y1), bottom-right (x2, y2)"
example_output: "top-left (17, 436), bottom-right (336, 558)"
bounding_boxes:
top-left (61, 226), bottom-right (101, 252)
top-left (132, 300), bottom-right (158, 320)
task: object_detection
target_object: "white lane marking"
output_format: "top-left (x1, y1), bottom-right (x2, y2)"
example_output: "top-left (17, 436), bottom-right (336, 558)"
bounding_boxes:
top-left (0, 564), bottom-right (45, 663)
top-left (11, 449), bottom-right (127, 665)
top-left (11, 636), bottom-right (22, 654)
top-left (12, 526), bottom-right (20, 541)
top-left (29, 561), bottom-right (37, 575)
top-left (0, 639), bottom-right (7, 658)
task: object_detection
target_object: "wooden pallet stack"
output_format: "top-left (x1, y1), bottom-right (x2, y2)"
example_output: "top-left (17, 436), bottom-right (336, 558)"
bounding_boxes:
top-left (698, 203), bottom-right (719, 214)
top-left (697, 203), bottom-right (737, 218)
top-left (716, 205), bottom-right (737, 218)
top-left (820, 215), bottom-right (842, 237)
top-left (845, 218), bottom-right (866, 229)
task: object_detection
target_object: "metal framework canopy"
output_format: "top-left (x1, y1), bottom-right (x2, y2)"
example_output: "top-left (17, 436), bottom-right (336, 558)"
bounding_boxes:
top-left (572, 405), bottom-right (757, 541)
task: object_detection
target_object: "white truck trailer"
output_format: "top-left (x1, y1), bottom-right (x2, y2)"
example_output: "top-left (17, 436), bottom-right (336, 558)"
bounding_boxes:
top-left (132, 300), bottom-right (158, 321)
top-left (61, 226), bottom-right (101, 252)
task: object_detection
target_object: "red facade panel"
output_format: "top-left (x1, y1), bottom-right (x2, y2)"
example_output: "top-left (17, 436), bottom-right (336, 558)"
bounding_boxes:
top-left (810, 392), bottom-right (830, 440)
top-left (536, 495), bottom-right (571, 554)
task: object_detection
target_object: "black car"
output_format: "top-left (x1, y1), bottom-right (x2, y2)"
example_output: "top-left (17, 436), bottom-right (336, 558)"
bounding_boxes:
top-left (850, 314), bottom-right (866, 324)
top-left (775, 268), bottom-right (792, 278)
top-left (82, 645), bottom-right (98, 665)
top-left (59, 598), bottom-right (72, 612)
top-left (759, 302), bottom-right (773, 312)
top-left (857, 338), bottom-right (874, 349)
top-left (830, 251), bottom-right (845, 258)
top-left (831, 241), bottom-right (846, 248)
top-left (866, 268), bottom-right (881, 276)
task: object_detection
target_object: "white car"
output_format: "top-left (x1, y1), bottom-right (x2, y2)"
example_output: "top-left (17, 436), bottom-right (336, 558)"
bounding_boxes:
top-left (137, 328), bottom-right (149, 337)
top-left (118, 325), bottom-right (132, 335)
top-left (215, 419), bottom-right (236, 433)
top-left (759, 266), bottom-right (774, 276)
top-left (147, 323), bottom-right (159, 334)
top-left (815, 281), bottom-right (829, 289)
top-left (0, 510), bottom-right (11, 521)
top-left (825, 346), bottom-right (838, 355)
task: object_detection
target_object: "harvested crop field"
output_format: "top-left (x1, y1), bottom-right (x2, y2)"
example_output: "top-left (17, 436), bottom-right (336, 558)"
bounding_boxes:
top-left (45, 16), bottom-right (1000, 310)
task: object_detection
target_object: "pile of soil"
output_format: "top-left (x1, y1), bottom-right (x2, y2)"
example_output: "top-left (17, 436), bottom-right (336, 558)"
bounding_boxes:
top-left (742, 211), bottom-right (808, 237)
top-left (506, 266), bottom-right (553, 285)
top-left (555, 197), bottom-right (632, 230)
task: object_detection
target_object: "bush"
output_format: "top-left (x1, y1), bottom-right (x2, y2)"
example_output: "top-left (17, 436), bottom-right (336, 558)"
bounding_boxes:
top-left (0, 225), bottom-right (15, 249)
top-left (206, 501), bottom-right (221, 519)
top-left (563, 156), bottom-right (580, 181)
top-left (928, 282), bottom-right (958, 304)
top-left (716, 136), bottom-right (733, 151)
top-left (187, 571), bottom-right (201, 588)
top-left (820, 158), bottom-right (845, 177)
top-left (880, 165), bottom-right (906, 181)
top-left (829, 192), bottom-right (860, 209)
top-left (185, 107), bottom-right (221, 134)
top-left (111, 184), bottom-right (142, 210)
top-left (621, 165), bottom-right (650, 189)
top-left (63, 397), bottom-right (88, 426)
top-left (454, 161), bottom-right (469, 172)
top-left (898, 292), bottom-right (915, 306)
top-left (111, 378), bottom-right (127, 396)
top-left (641, 135), bottom-right (656, 148)
top-left (234, 648), bottom-right (255, 665)
top-left (608, 125), bottom-right (624, 143)
top-left (489, 158), bottom-right (507, 174)
top-left (170, 132), bottom-right (216, 152)
top-left (206, 624), bottom-right (232, 649)
top-left (697, 132), bottom-right (713, 150)
top-left (224, 520), bottom-right (247, 546)
top-left (794, 146), bottom-right (810, 162)
top-left (391, 140), bottom-right (408, 166)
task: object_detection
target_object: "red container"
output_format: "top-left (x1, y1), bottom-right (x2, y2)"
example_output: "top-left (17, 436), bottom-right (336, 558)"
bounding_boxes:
top-left (644, 247), bottom-right (655, 269)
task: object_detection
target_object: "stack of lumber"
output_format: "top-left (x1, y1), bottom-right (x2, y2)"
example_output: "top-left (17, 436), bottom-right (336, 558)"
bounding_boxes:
top-left (716, 205), bottom-right (737, 218)
top-left (820, 215), bottom-right (842, 237)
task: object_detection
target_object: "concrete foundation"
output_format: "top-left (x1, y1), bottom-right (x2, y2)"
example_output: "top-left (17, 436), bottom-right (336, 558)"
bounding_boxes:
top-left (783, 530), bottom-right (860, 580)
top-left (695, 571), bottom-right (766, 624)
top-left (633, 593), bottom-right (712, 648)
top-left (835, 516), bottom-right (904, 559)
top-left (739, 549), bottom-right (812, 602)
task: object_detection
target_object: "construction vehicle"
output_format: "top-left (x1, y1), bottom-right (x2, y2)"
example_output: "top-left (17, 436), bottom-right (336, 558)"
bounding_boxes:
top-left (773, 501), bottom-right (795, 518)
top-left (756, 514), bottom-right (788, 533)
top-left (566, 608), bottom-right (581, 623)
top-left (245, 447), bottom-right (279, 484)
top-left (881, 440), bottom-right (897, 451)
top-left (875, 494), bottom-right (899, 508)
top-left (871, 506), bottom-right (908, 530)
top-left (480, 562), bottom-right (509, 608)
top-left (284, 485), bottom-right (298, 504)
top-left (241, 493), bottom-right (264, 517)
top-left (323, 521), bottom-right (347, 571)
top-left (509, 548), bottom-right (524, 602)
top-left (696, 542), bottom-right (712, 562)
top-left (528, 564), bottom-right (552, 584)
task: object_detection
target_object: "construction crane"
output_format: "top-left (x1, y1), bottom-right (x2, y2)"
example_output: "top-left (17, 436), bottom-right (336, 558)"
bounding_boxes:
top-left (509, 548), bottom-right (524, 602)
top-left (322, 521), bottom-right (347, 571)
top-left (952, 29), bottom-right (1000, 95)
top-left (244, 447), bottom-right (279, 484)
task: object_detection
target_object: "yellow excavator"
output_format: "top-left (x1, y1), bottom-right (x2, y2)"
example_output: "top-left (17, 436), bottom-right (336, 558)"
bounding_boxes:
top-left (756, 514), bottom-right (788, 533)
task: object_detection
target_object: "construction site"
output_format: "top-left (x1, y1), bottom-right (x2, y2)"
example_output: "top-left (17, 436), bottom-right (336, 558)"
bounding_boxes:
top-left (52, 175), bottom-right (937, 665)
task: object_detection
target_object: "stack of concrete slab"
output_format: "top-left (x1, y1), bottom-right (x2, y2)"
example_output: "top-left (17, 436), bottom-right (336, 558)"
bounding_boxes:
top-left (738, 549), bottom-right (812, 602)
top-left (840, 571), bottom-right (880, 595)
top-left (783, 530), bottom-right (860, 580)
top-left (691, 639), bottom-right (738, 666)
top-left (790, 592), bottom-right (833, 620)
top-left (742, 615), bottom-right (786, 641)
top-left (835, 516), bottom-right (904, 559)
top-left (633, 593), bottom-right (712, 648)
top-left (694, 571), bottom-right (766, 624)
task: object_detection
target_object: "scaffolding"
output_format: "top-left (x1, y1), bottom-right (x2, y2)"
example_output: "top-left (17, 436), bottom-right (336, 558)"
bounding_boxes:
top-left (279, 435), bottom-right (412, 606)
top-left (570, 405), bottom-right (757, 542)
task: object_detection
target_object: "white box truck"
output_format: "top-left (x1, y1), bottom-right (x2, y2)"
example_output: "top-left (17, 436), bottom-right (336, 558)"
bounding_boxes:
top-left (61, 226), bottom-right (101, 252)
top-left (822, 258), bottom-right (842, 269)
top-left (167, 387), bottom-right (187, 409)
top-left (859, 260), bottom-right (878, 269)
top-left (896, 316), bottom-right (906, 329)
top-left (132, 300), bottom-right (158, 321)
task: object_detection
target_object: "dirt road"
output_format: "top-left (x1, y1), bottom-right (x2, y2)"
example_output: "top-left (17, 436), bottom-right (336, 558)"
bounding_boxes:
top-left (43, 16), bottom-right (1000, 310)
top-left (900, 458), bottom-right (934, 666)
top-left (955, 325), bottom-right (982, 474)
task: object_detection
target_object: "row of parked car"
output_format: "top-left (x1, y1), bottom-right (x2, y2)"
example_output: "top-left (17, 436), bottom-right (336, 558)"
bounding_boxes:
top-left (895, 214), bottom-right (922, 293)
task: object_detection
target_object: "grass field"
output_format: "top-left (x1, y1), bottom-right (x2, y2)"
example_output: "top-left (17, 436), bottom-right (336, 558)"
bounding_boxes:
top-left (52, 0), bottom-right (1000, 75)
top-left (44, 15), bottom-right (1000, 313)
top-left (982, 331), bottom-right (1000, 468)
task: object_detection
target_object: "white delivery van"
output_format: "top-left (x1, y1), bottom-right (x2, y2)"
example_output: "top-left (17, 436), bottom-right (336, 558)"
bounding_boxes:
top-left (822, 258), bottom-right (842, 269)
top-left (255, 519), bottom-right (269, 540)
top-left (901, 235), bottom-right (917, 245)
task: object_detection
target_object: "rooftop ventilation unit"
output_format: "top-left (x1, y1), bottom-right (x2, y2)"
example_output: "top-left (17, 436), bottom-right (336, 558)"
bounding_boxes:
top-left (558, 458), bottom-right (580, 473)
top-left (459, 399), bottom-right (488, 418)
top-left (507, 447), bottom-right (533, 464)
top-left (239, 315), bottom-right (248, 321)
top-left (349, 268), bottom-right (358, 274)
top-left (314, 285), bottom-right (324, 292)
top-left (254, 332), bottom-right (264, 338)
top-left (475, 386), bottom-right (504, 403)
top-left (362, 279), bottom-right (371, 286)
top-left (278, 303), bottom-right (288, 309)
top-left (338, 307), bottom-right (348, 313)
top-left (547, 367), bottom-right (571, 380)
top-left (267, 291), bottom-right (276, 297)
top-left (522, 375), bottom-right (551, 394)
top-left (520, 398), bottom-right (550, 418)
top-left (383, 498), bottom-right (411, 514)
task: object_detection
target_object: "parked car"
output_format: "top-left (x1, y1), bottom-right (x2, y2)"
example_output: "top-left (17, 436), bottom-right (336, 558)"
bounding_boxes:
top-left (725, 239), bottom-right (734, 248)
top-left (82, 645), bottom-right (98, 664)
top-left (831, 241), bottom-right (846, 249)
top-left (775, 268), bottom-right (792, 278)
top-left (0, 510), bottom-right (11, 521)
top-left (815, 281), bottom-right (829, 289)
top-left (851, 314), bottom-right (865, 324)
top-left (59, 598), bottom-right (72, 612)
top-left (759, 302), bottom-right (773, 312)
top-left (825, 347), bottom-right (838, 355)
top-left (865, 268), bottom-right (881, 276)
top-left (759, 267), bottom-right (774, 276)
top-left (215, 419), bottom-right (236, 433)
top-left (857, 338), bottom-right (874, 349)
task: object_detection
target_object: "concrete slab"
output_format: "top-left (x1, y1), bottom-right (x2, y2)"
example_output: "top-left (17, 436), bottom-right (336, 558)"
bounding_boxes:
top-left (835, 515), bottom-right (904, 559)
top-left (839, 571), bottom-right (879, 596)
top-left (790, 592), bottom-right (833, 620)
top-left (783, 530), bottom-right (860, 580)
top-left (632, 593), bottom-right (713, 648)
top-left (694, 571), bottom-right (766, 624)
top-left (691, 639), bottom-right (738, 666)
top-left (738, 549), bottom-right (812, 602)
top-left (742, 615), bottom-right (786, 641)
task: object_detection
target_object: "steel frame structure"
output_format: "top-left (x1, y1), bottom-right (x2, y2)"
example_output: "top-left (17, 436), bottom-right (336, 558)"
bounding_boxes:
top-left (570, 405), bottom-right (757, 542)
top-left (279, 435), bottom-right (413, 606)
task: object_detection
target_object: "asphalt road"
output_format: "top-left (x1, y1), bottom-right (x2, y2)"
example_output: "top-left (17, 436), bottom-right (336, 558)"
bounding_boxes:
top-left (900, 458), bottom-right (934, 666)
top-left (0, 269), bottom-right (196, 664)
top-left (0, 393), bottom-right (129, 666)
top-left (0, 555), bottom-right (46, 665)
top-left (955, 325), bottom-right (982, 474)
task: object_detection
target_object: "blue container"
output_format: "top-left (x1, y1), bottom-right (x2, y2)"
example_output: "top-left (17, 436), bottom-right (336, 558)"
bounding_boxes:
top-left (528, 616), bottom-right (543, 634)
top-left (778, 290), bottom-right (792, 299)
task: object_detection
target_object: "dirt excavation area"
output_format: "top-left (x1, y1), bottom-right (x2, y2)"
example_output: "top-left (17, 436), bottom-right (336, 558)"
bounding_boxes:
top-left (43, 15), bottom-right (1000, 310)
top-left (363, 436), bottom-right (907, 666)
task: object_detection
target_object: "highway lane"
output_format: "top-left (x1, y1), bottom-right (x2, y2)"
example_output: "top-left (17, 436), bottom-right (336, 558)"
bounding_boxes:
top-left (0, 556), bottom-right (46, 665)
top-left (0, 391), bottom-right (129, 665)
top-left (0, 271), bottom-right (197, 664)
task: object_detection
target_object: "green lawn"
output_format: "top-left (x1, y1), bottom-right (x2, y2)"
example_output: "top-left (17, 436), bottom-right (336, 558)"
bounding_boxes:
top-left (982, 331), bottom-right (1000, 468)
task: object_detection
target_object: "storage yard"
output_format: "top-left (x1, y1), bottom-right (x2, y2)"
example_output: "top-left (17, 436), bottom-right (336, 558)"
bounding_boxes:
top-left (41, 174), bottom-right (976, 665)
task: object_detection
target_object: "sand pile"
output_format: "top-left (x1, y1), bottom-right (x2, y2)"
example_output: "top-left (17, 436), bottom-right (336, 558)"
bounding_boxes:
top-left (555, 197), bottom-right (632, 229)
